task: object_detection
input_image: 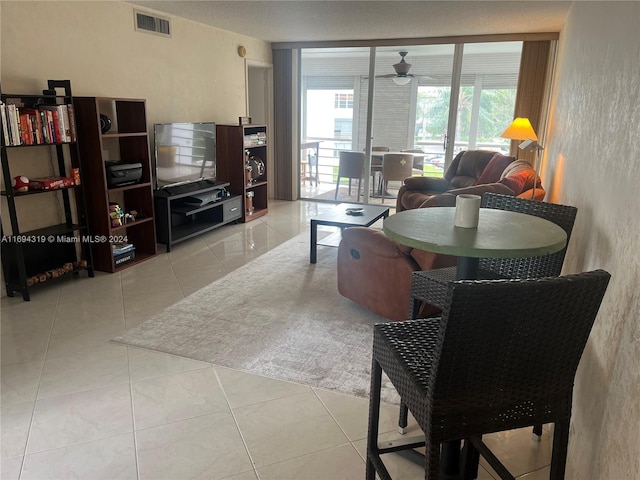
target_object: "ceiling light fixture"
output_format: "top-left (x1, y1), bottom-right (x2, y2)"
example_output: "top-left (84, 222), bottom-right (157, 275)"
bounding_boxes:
top-left (392, 76), bottom-right (411, 86)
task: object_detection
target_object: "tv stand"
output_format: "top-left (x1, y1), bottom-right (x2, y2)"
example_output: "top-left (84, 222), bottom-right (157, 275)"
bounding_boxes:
top-left (154, 181), bottom-right (241, 252)
top-left (160, 179), bottom-right (218, 197)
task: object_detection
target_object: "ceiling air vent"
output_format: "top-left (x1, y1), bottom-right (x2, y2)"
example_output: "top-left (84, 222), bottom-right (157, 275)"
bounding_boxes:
top-left (134, 10), bottom-right (171, 37)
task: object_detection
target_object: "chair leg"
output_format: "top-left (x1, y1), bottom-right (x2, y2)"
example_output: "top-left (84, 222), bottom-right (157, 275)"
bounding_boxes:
top-left (366, 358), bottom-right (383, 480)
top-left (532, 423), bottom-right (543, 440)
top-left (381, 181), bottom-right (386, 204)
top-left (357, 178), bottom-right (362, 202)
top-left (348, 178), bottom-right (352, 196)
top-left (461, 437), bottom-right (480, 480)
top-left (334, 175), bottom-right (340, 199)
top-left (425, 437), bottom-right (441, 480)
top-left (550, 420), bottom-right (570, 480)
top-left (398, 403), bottom-right (409, 434)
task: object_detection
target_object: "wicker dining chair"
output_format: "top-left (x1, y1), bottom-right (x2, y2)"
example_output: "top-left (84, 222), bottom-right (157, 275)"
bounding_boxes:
top-left (335, 151), bottom-right (365, 201)
top-left (367, 270), bottom-right (610, 480)
top-left (402, 192), bottom-right (579, 438)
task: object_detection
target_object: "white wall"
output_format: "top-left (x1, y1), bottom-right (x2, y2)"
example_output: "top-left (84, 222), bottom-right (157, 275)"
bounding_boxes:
top-left (544, 2), bottom-right (639, 477)
top-left (1, 1), bottom-right (271, 124)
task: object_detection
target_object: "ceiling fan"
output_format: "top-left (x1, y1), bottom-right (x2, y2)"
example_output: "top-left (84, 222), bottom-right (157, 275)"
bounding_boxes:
top-left (372, 51), bottom-right (432, 85)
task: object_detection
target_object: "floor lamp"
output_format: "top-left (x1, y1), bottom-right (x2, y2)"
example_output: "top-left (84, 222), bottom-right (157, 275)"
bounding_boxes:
top-left (519, 139), bottom-right (545, 199)
top-left (500, 118), bottom-right (542, 200)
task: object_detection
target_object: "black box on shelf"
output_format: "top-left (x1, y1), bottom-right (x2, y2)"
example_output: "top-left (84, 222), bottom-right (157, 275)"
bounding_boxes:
top-left (105, 162), bottom-right (142, 188)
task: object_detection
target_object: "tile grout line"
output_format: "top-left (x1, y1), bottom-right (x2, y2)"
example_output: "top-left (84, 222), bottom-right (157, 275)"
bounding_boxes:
top-left (211, 365), bottom-right (263, 480)
top-left (124, 346), bottom-right (141, 480)
top-left (18, 285), bottom-right (63, 478)
top-left (309, 387), bottom-right (368, 466)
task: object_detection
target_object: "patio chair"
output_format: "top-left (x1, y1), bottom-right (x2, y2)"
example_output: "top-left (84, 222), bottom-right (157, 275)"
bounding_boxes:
top-left (381, 153), bottom-right (414, 203)
top-left (366, 270), bottom-right (610, 480)
top-left (401, 148), bottom-right (426, 174)
top-left (335, 151), bottom-right (365, 200)
top-left (368, 147), bottom-right (390, 195)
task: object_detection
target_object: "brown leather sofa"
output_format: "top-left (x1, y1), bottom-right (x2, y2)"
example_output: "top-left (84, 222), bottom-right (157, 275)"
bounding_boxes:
top-left (337, 150), bottom-right (544, 321)
top-left (397, 150), bottom-right (545, 212)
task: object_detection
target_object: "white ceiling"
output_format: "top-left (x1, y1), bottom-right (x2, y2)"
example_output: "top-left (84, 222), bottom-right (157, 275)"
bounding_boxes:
top-left (127, 1), bottom-right (572, 44)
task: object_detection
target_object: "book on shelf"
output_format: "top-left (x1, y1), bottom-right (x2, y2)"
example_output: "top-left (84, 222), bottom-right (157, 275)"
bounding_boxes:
top-left (1, 103), bottom-right (11, 145)
top-left (67, 104), bottom-right (77, 142)
top-left (1, 99), bottom-right (78, 146)
top-left (39, 105), bottom-right (70, 142)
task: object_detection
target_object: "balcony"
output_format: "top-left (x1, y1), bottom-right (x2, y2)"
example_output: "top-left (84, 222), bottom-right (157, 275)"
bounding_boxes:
top-left (300, 137), bottom-right (509, 205)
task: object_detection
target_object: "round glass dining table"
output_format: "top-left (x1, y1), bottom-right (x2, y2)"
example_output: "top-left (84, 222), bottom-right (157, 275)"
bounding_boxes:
top-left (384, 207), bottom-right (567, 279)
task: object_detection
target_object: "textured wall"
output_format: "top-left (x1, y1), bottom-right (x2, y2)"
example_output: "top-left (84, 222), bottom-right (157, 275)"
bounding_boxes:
top-left (544, 2), bottom-right (640, 478)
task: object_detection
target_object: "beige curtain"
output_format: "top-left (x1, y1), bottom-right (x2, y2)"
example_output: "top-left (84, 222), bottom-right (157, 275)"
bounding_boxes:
top-left (510, 41), bottom-right (553, 161)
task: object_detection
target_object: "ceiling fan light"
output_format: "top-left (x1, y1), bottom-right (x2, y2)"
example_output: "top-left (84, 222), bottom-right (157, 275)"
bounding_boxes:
top-left (392, 76), bottom-right (412, 86)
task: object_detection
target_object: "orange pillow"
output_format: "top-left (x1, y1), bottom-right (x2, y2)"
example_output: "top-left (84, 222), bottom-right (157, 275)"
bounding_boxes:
top-left (499, 169), bottom-right (537, 195)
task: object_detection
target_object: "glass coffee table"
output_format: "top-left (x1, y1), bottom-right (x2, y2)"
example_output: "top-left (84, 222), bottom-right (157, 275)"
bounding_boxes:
top-left (310, 203), bottom-right (390, 263)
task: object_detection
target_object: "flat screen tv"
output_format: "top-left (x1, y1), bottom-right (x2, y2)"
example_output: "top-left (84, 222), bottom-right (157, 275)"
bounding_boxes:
top-left (153, 122), bottom-right (216, 189)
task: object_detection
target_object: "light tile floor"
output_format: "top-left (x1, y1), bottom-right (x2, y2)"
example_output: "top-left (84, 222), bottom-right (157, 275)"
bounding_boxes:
top-left (1, 200), bottom-right (554, 479)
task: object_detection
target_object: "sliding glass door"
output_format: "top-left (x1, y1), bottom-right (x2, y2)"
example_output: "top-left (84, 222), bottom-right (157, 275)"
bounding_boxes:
top-left (299, 41), bottom-right (522, 203)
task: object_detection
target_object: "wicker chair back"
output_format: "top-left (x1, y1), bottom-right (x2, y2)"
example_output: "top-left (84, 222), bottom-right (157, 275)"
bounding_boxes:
top-left (479, 193), bottom-right (577, 278)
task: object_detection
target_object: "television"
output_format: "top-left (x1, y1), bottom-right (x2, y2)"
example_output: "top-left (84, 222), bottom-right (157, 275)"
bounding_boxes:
top-left (153, 122), bottom-right (216, 189)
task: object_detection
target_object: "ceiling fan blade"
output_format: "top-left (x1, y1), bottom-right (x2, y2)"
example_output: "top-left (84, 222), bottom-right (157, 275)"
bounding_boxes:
top-left (362, 74), bottom-right (397, 79)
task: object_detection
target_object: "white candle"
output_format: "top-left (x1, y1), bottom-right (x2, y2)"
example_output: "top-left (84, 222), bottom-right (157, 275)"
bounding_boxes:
top-left (454, 194), bottom-right (481, 228)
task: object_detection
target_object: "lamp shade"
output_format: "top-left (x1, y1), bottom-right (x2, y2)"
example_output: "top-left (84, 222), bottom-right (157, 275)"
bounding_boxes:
top-left (500, 118), bottom-right (538, 141)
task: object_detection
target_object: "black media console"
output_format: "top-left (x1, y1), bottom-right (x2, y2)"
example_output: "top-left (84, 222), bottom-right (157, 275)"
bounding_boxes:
top-left (154, 180), bottom-right (242, 252)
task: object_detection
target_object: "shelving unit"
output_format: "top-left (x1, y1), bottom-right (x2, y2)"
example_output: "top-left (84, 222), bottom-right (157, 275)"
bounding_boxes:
top-left (216, 124), bottom-right (268, 222)
top-left (154, 180), bottom-right (241, 252)
top-left (0, 80), bottom-right (94, 301)
top-left (72, 97), bottom-right (156, 272)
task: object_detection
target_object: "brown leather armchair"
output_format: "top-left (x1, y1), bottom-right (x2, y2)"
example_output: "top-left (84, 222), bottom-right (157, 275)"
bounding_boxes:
top-left (337, 150), bottom-right (545, 321)
top-left (337, 195), bottom-right (458, 321)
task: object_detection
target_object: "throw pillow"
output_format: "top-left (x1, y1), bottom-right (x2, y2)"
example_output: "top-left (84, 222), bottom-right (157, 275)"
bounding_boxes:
top-left (499, 159), bottom-right (533, 179)
top-left (476, 153), bottom-right (515, 185)
top-left (499, 169), bottom-right (537, 195)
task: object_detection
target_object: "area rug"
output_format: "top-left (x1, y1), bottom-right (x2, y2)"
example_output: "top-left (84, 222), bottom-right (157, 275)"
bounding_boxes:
top-left (114, 233), bottom-right (400, 404)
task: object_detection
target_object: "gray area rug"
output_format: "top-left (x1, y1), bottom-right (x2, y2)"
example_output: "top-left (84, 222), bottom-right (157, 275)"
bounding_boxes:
top-left (114, 233), bottom-right (400, 403)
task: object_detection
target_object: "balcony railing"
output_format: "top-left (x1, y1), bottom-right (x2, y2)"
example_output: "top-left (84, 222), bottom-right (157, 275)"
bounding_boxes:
top-left (301, 137), bottom-right (510, 185)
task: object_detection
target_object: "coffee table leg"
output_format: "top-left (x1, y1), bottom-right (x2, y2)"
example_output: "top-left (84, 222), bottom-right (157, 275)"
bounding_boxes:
top-left (310, 220), bottom-right (318, 264)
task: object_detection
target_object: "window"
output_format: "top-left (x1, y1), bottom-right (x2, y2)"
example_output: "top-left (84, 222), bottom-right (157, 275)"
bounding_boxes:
top-left (334, 118), bottom-right (353, 140)
top-left (334, 93), bottom-right (354, 109)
